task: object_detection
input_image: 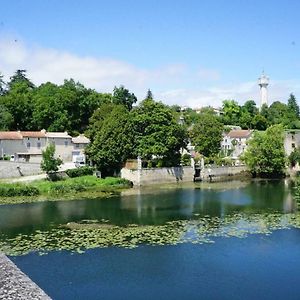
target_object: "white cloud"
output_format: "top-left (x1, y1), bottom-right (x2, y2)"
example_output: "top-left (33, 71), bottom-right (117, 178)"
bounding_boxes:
top-left (1, 37), bottom-right (300, 108)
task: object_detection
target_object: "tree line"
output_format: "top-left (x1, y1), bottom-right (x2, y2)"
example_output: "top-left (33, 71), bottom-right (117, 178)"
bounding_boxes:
top-left (1, 69), bottom-right (299, 176)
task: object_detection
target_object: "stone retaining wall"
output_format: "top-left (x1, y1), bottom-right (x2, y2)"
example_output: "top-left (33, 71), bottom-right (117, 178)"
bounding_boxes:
top-left (0, 161), bottom-right (42, 179)
top-left (121, 165), bottom-right (248, 186)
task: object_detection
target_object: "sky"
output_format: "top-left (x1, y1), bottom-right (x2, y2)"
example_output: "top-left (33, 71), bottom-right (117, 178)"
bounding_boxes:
top-left (1, 0), bottom-right (300, 108)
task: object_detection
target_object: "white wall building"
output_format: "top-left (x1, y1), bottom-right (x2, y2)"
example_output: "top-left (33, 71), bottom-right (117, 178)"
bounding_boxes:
top-left (221, 130), bottom-right (253, 159)
top-left (0, 130), bottom-right (90, 163)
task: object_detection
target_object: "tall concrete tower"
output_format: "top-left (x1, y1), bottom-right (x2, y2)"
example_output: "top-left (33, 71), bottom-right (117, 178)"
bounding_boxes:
top-left (258, 72), bottom-right (269, 108)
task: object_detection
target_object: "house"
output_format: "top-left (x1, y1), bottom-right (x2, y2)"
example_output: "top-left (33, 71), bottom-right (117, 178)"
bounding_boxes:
top-left (17, 130), bottom-right (47, 162)
top-left (71, 134), bottom-right (90, 163)
top-left (0, 130), bottom-right (90, 163)
top-left (284, 130), bottom-right (300, 156)
top-left (0, 131), bottom-right (24, 159)
top-left (221, 129), bottom-right (253, 159)
top-left (45, 132), bottom-right (73, 162)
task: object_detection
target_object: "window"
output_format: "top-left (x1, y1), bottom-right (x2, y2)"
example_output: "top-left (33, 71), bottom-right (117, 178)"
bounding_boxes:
top-left (292, 143), bottom-right (296, 148)
top-left (64, 140), bottom-right (68, 147)
top-left (37, 142), bottom-right (41, 149)
top-left (27, 142), bottom-right (30, 148)
top-left (292, 135), bottom-right (295, 141)
top-left (75, 143), bottom-right (80, 148)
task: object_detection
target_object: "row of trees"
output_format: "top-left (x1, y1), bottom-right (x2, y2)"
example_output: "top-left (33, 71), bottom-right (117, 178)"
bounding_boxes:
top-left (1, 70), bottom-right (299, 177)
top-left (0, 70), bottom-right (137, 134)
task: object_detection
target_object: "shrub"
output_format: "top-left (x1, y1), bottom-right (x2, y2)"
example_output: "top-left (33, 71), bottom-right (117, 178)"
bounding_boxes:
top-left (66, 166), bottom-right (94, 178)
top-left (0, 185), bottom-right (40, 197)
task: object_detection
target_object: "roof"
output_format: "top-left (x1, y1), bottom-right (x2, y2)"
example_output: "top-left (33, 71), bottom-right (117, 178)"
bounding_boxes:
top-left (46, 132), bottom-right (72, 139)
top-left (72, 134), bottom-right (90, 144)
top-left (21, 131), bottom-right (46, 138)
top-left (0, 131), bottom-right (23, 140)
top-left (227, 130), bottom-right (252, 139)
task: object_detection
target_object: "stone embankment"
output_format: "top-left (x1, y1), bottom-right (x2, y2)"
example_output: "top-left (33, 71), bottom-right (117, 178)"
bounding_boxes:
top-left (0, 161), bottom-right (42, 179)
top-left (121, 165), bottom-right (248, 186)
top-left (0, 253), bottom-right (51, 299)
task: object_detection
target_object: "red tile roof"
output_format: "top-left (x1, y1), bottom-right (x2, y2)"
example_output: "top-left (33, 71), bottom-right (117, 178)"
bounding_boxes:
top-left (21, 131), bottom-right (46, 138)
top-left (227, 130), bottom-right (252, 139)
top-left (0, 131), bottom-right (23, 140)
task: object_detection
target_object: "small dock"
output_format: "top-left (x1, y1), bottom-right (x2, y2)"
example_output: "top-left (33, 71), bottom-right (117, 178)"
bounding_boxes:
top-left (0, 253), bottom-right (51, 299)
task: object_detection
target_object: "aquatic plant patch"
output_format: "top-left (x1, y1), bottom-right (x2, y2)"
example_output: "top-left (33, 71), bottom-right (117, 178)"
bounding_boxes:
top-left (2, 212), bottom-right (300, 256)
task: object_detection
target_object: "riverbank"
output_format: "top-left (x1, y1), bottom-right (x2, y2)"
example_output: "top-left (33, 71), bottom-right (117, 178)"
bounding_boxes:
top-left (0, 176), bottom-right (132, 205)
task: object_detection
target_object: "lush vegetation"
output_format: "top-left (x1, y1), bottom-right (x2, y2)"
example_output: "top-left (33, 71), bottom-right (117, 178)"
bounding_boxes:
top-left (66, 166), bottom-right (94, 178)
top-left (242, 125), bottom-right (286, 177)
top-left (1, 69), bottom-right (300, 177)
top-left (0, 176), bottom-right (131, 203)
top-left (0, 184), bottom-right (39, 197)
top-left (41, 144), bottom-right (63, 176)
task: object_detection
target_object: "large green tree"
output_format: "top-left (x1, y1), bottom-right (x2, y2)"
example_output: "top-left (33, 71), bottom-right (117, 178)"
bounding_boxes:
top-left (242, 125), bottom-right (286, 177)
top-left (190, 113), bottom-right (224, 157)
top-left (287, 93), bottom-right (299, 118)
top-left (0, 105), bottom-right (13, 130)
top-left (112, 85), bottom-right (137, 111)
top-left (131, 98), bottom-right (187, 165)
top-left (86, 105), bottom-right (135, 176)
top-left (221, 100), bottom-right (241, 125)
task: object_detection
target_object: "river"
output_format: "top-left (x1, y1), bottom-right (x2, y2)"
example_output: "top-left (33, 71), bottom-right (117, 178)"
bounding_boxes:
top-left (1, 179), bottom-right (300, 299)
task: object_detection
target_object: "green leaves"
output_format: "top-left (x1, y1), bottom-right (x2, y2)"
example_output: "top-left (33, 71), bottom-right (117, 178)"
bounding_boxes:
top-left (41, 144), bottom-right (63, 175)
top-left (190, 113), bottom-right (223, 158)
top-left (242, 125), bottom-right (286, 177)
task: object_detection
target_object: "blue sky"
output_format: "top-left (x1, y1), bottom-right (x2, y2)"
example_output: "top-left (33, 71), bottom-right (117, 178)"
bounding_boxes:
top-left (1, 0), bottom-right (300, 107)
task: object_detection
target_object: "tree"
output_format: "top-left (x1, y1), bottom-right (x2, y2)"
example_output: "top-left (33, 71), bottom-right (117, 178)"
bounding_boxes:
top-left (0, 105), bottom-right (13, 130)
top-left (221, 100), bottom-right (241, 125)
top-left (267, 101), bottom-right (289, 126)
top-left (287, 93), bottom-right (299, 118)
top-left (243, 100), bottom-right (258, 116)
top-left (251, 114), bottom-right (268, 130)
top-left (190, 113), bottom-right (224, 158)
top-left (41, 144), bottom-right (63, 176)
top-left (288, 147), bottom-right (300, 167)
top-left (31, 82), bottom-right (70, 131)
top-left (131, 98), bottom-right (187, 165)
top-left (112, 85), bottom-right (137, 111)
top-left (0, 72), bottom-right (6, 96)
top-left (0, 80), bottom-right (34, 129)
top-left (145, 89), bottom-right (153, 100)
top-left (8, 69), bottom-right (35, 90)
top-left (86, 105), bottom-right (135, 176)
top-left (242, 125), bottom-right (286, 177)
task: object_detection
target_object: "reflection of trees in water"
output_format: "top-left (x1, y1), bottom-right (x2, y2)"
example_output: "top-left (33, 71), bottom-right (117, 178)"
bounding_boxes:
top-left (0, 180), bottom-right (296, 240)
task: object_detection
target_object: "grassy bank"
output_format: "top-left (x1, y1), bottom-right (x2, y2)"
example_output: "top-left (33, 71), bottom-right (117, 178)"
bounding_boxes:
top-left (0, 176), bottom-right (132, 205)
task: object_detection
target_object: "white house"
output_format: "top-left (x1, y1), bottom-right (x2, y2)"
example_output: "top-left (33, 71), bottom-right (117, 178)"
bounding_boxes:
top-left (45, 132), bottom-right (73, 162)
top-left (0, 130), bottom-right (90, 163)
top-left (71, 134), bottom-right (90, 163)
top-left (221, 129), bottom-right (253, 159)
top-left (284, 130), bottom-right (300, 156)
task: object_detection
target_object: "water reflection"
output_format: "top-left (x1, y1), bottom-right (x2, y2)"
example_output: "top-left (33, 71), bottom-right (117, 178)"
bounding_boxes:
top-left (0, 180), bottom-right (297, 239)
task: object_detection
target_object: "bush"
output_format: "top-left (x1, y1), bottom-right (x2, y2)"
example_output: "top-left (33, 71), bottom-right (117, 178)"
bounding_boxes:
top-left (0, 185), bottom-right (40, 197)
top-left (66, 166), bottom-right (94, 178)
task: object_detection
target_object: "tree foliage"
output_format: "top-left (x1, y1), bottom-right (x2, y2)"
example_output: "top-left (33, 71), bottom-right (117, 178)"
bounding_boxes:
top-left (190, 113), bottom-right (224, 158)
top-left (131, 98), bottom-right (187, 164)
top-left (86, 105), bottom-right (135, 176)
top-left (112, 85), bottom-right (137, 111)
top-left (242, 125), bottom-right (286, 177)
top-left (41, 144), bottom-right (63, 175)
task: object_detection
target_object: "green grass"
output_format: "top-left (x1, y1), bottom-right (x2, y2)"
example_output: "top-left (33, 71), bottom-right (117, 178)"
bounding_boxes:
top-left (0, 176), bottom-right (131, 204)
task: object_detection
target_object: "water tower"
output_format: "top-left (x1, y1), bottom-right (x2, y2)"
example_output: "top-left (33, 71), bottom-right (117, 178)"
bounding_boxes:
top-left (258, 72), bottom-right (269, 108)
